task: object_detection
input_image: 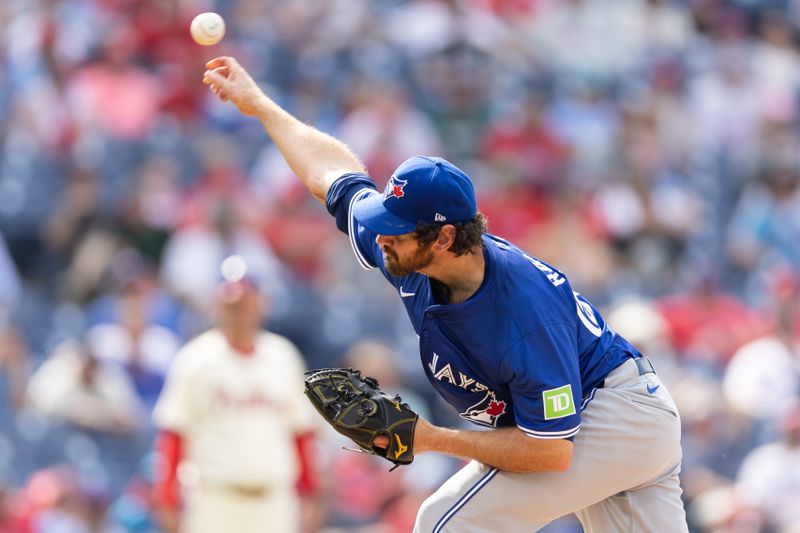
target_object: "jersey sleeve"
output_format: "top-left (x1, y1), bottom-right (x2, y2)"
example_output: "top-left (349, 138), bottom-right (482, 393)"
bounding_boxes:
top-left (152, 345), bottom-right (198, 433)
top-left (325, 172), bottom-right (383, 270)
top-left (276, 337), bottom-right (319, 434)
top-left (503, 324), bottom-right (583, 439)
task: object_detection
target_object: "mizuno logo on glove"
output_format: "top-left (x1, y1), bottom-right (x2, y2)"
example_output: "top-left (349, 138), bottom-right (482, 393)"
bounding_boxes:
top-left (394, 434), bottom-right (408, 459)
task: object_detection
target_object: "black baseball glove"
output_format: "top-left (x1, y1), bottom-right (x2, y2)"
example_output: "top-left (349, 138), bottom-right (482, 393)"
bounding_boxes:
top-left (304, 367), bottom-right (418, 468)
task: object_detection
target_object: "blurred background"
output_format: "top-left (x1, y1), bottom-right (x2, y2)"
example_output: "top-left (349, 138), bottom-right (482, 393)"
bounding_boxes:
top-left (1, 0), bottom-right (800, 531)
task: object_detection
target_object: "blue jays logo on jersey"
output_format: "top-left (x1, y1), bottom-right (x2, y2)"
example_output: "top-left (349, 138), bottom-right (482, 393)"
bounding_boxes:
top-left (461, 391), bottom-right (507, 427)
top-left (385, 176), bottom-right (408, 199)
top-left (428, 353), bottom-right (507, 427)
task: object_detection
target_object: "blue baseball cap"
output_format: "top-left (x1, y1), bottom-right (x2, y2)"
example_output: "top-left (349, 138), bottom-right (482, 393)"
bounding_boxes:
top-left (352, 156), bottom-right (477, 235)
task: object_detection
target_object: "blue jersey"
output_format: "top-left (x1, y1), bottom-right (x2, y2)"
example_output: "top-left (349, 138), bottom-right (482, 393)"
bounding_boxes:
top-left (327, 173), bottom-right (641, 439)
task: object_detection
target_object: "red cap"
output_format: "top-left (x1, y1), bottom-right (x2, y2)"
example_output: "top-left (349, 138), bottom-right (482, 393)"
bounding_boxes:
top-left (216, 255), bottom-right (259, 303)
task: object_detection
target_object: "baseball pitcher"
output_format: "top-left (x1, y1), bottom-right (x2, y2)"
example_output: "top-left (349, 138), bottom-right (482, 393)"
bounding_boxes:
top-left (202, 56), bottom-right (689, 533)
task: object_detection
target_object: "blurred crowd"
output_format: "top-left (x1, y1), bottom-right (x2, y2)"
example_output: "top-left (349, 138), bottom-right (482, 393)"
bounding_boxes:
top-left (1, 0), bottom-right (800, 531)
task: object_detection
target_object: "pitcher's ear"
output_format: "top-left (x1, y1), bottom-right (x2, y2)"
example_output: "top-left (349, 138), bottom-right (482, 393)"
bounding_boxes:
top-left (435, 225), bottom-right (456, 250)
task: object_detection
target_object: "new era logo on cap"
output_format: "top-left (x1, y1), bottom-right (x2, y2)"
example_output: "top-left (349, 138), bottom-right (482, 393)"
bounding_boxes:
top-left (352, 156), bottom-right (477, 235)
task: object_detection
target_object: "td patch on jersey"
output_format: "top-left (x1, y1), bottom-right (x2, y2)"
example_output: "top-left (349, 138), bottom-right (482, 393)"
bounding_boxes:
top-left (542, 385), bottom-right (576, 420)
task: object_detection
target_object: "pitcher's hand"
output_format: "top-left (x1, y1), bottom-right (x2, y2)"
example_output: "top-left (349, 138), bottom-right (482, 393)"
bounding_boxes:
top-left (203, 56), bottom-right (268, 117)
top-left (375, 416), bottom-right (436, 453)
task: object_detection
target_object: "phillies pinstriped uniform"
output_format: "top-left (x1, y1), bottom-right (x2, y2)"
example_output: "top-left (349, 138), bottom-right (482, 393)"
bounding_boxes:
top-left (152, 270), bottom-right (317, 533)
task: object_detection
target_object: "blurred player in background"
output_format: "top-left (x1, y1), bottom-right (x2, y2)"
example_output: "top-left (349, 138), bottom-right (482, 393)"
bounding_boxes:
top-left (151, 255), bottom-right (318, 533)
top-left (202, 57), bottom-right (688, 532)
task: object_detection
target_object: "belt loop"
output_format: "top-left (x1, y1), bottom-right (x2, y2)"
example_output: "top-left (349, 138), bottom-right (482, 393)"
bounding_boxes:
top-left (635, 357), bottom-right (656, 376)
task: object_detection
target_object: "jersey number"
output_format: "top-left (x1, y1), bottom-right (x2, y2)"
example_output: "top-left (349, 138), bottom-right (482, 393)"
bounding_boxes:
top-left (574, 291), bottom-right (602, 337)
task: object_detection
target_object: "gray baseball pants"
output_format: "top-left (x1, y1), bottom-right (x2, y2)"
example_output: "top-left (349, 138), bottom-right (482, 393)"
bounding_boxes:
top-left (414, 357), bottom-right (689, 532)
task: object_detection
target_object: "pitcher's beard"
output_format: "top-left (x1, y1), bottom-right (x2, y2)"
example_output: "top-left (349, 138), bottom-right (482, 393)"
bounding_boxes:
top-left (383, 245), bottom-right (435, 277)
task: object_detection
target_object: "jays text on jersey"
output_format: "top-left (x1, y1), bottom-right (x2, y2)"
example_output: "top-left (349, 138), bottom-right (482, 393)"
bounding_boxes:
top-left (326, 173), bottom-right (642, 440)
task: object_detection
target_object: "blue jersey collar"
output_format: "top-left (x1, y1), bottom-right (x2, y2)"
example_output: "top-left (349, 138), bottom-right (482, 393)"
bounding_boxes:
top-left (424, 235), bottom-right (501, 319)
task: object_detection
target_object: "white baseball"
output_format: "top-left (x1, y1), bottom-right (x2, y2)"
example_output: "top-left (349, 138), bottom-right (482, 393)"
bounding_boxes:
top-left (221, 255), bottom-right (248, 282)
top-left (190, 12), bottom-right (225, 46)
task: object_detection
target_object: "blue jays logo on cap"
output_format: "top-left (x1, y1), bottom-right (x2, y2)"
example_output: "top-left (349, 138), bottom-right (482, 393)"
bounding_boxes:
top-left (386, 176), bottom-right (408, 199)
top-left (352, 155), bottom-right (477, 235)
